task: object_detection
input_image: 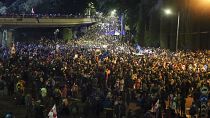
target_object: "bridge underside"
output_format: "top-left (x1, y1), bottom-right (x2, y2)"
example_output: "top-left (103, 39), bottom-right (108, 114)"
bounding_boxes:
top-left (0, 23), bottom-right (95, 28)
top-left (0, 17), bottom-right (97, 47)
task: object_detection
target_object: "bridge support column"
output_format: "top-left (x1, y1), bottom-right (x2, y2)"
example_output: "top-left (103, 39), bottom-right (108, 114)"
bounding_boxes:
top-left (73, 30), bottom-right (77, 39)
top-left (0, 31), bottom-right (2, 47)
top-left (1, 29), bottom-right (14, 48)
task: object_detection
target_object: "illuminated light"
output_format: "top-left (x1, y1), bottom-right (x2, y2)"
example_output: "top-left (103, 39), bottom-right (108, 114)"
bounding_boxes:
top-left (164, 9), bottom-right (172, 15)
top-left (192, 0), bottom-right (210, 12)
top-left (102, 45), bottom-right (108, 48)
top-left (114, 31), bottom-right (120, 35)
top-left (202, 0), bottom-right (210, 4)
top-left (201, 0), bottom-right (210, 9)
top-left (110, 9), bottom-right (117, 17)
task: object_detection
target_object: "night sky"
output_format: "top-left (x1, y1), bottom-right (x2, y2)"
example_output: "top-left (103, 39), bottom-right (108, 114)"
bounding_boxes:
top-left (0, 0), bottom-right (96, 14)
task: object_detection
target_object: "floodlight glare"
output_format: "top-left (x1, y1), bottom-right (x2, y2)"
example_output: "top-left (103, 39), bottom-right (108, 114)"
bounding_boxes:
top-left (164, 9), bottom-right (172, 15)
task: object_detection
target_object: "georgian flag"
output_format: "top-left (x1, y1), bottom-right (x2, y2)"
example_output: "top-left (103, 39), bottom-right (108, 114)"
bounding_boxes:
top-left (48, 105), bottom-right (57, 118)
top-left (151, 99), bottom-right (160, 113)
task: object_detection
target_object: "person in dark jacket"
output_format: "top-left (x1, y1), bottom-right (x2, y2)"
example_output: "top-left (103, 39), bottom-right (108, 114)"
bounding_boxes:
top-left (34, 100), bottom-right (45, 118)
top-left (189, 103), bottom-right (197, 118)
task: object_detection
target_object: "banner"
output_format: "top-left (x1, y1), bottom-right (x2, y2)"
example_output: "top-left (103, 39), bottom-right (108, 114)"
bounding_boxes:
top-left (48, 105), bottom-right (57, 118)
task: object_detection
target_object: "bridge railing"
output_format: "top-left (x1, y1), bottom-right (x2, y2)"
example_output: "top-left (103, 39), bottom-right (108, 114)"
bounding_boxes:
top-left (0, 13), bottom-right (98, 19)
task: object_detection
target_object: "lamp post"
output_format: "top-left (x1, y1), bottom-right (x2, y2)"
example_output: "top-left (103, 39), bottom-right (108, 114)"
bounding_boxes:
top-left (176, 12), bottom-right (180, 51)
top-left (164, 9), bottom-right (180, 51)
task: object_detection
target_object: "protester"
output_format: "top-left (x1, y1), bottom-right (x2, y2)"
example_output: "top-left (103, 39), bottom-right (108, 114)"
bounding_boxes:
top-left (0, 16), bottom-right (209, 118)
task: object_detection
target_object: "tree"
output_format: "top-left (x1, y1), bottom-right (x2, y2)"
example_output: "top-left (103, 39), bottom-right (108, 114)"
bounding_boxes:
top-left (0, 2), bottom-right (7, 14)
top-left (4, 0), bottom-right (91, 15)
top-left (62, 28), bottom-right (73, 41)
top-left (96, 0), bottom-right (158, 46)
top-left (35, 0), bottom-right (62, 14)
top-left (6, 0), bottom-right (43, 13)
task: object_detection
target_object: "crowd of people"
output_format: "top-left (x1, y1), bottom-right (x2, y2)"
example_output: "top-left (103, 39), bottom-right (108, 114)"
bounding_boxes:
top-left (0, 17), bottom-right (209, 118)
top-left (0, 13), bottom-right (91, 19)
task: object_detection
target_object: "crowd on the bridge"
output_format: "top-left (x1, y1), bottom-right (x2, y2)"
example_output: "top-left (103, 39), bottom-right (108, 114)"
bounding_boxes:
top-left (0, 19), bottom-right (210, 118)
top-left (0, 13), bottom-right (93, 19)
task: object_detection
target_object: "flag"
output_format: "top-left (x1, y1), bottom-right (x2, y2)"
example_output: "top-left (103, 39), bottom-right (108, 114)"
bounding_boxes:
top-left (120, 14), bottom-right (125, 35)
top-left (151, 99), bottom-right (159, 113)
top-left (99, 51), bottom-right (109, 61)
top-left (136, 44), bottom-right (142, 53)
top-left (31, 8), bottom-right (35, 14)
top-left (48, 105), bottom-right (57, 118)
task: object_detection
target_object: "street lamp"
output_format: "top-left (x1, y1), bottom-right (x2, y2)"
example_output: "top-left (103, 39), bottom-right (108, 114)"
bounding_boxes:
top-left (164, 9), bottom-right (172, 15)
top-left (164, 8), bottom-right (180, 51)
top-left (201, 0), bottom-right (210, 4)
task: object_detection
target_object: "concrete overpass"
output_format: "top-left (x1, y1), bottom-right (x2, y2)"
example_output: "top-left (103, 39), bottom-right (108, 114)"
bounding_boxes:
top-left (0, 17), bottom-right (97, 28)
top-left (0, 17), bottom-right (97, 47)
